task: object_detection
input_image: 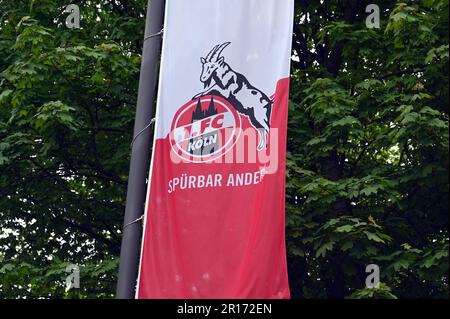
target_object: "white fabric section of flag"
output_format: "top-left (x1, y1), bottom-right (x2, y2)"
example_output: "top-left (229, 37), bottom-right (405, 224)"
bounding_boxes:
top-left (155, 0), bottom-right (295, 139)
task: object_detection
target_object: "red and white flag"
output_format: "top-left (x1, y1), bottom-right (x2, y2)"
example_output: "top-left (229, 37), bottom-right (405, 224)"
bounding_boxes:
top-left (137, 0), bottom-right (294, 299)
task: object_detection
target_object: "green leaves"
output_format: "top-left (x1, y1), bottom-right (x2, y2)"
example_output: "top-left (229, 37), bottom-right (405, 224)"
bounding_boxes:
top-left (316, 241), bottom-right (335, 258)
top-left (34, 101), bottom-right (79, 132)
top-left (303, 78), bottom-right (356, 123)
top-left (0, 0), bottom-right (143, 299)
top-left (313, 216), bottom-right (391, 258)
top-left (364, 231), bottom-right (388, 244)
top-left (335, 225), bottom-right (354, 233)
top-left (287, 0), bottom-right (448, 299)
top-left (0, 89), bottom-right (13, 102)
top-left (330, 116), bottom-right (361, 129)
top-left (349, 283), bottom-right (398, 299)
top-left (0, 142), bottom-right (10, 165)
top-left (0, 257), bottom-right (119, 298)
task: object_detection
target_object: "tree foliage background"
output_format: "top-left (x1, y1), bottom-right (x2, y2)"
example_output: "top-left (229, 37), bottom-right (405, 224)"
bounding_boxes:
top-left (0, 0), bottom-right (448, 298)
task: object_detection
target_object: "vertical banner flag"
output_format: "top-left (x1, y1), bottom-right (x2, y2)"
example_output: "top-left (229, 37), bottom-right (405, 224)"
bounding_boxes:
top-left (137, 0), bottom-right (295, 298)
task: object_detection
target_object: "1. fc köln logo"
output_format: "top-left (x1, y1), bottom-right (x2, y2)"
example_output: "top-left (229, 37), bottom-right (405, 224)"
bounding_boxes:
top-left (170, 42), bottom-right (274, 163)
top-left (170, 96), bottom-right (241, 163)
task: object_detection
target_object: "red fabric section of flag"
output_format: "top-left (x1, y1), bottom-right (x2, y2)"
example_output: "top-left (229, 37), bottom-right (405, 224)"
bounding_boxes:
top-left (137, 78), bottom-right (290, 299)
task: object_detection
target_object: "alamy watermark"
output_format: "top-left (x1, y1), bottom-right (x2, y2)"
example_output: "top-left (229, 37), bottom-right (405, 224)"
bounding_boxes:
top-left (365, 264), bottom-right (380, 289)
top-left (65, 264), bottom-right (80, 291)
top-left (366, 4), bottom-right (381, 29)
top-left (65, 4), bottom-right (80, 29)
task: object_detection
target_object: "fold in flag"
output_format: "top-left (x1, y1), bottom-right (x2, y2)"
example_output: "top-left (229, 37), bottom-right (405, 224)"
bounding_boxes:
top-left (137, 0), bottom-right (295, 299)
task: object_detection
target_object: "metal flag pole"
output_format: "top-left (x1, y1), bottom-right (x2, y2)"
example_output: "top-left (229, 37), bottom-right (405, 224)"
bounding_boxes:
top-left (116, 0), bottom-right (165, 299)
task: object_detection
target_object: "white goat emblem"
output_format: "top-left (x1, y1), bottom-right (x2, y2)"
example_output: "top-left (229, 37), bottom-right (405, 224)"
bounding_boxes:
top-left (193, 42), bottom-right (273, 151)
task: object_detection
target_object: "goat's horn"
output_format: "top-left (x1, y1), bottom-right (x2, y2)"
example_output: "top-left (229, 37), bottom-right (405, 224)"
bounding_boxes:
top-left (205, 44), bottom-right (220, 62)
top-left (210, 42), bottom-right (231, 61)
